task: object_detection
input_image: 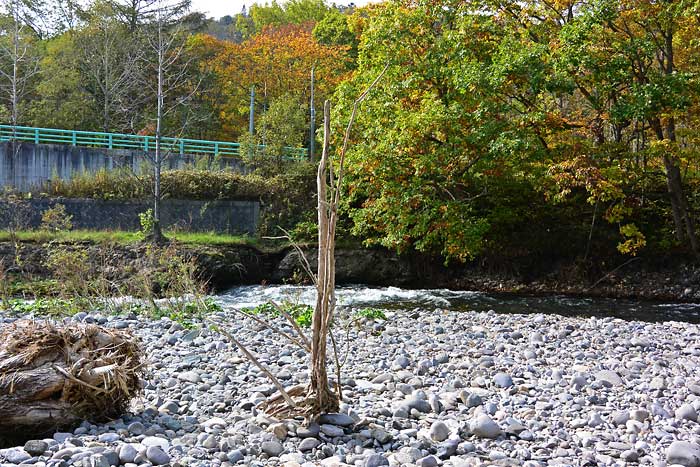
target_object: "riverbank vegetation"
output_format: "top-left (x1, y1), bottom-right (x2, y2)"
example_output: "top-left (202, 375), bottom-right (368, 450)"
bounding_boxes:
top-left (2, 0), bottom-right (700, 269)
top-left (0, 229), bottom-right (257, 246)
top-left (0, 236), bottom-right (226, 325)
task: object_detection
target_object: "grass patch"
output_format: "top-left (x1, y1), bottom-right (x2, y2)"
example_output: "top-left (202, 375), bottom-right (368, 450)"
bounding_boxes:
top-left (3, 298), bottom-right (86, 316)
top-left (243, 301), bottom-right (314, 328)
top-left (2, 296), bottom-right (223, 328)
top-left (354, 307), bottom-right (387, 320)
top-left (0, 229), bottom-right (259, 247)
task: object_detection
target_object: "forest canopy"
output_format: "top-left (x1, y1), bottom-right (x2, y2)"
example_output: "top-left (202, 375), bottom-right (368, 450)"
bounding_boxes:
top-left (1, 0), bottom-right (699, 264)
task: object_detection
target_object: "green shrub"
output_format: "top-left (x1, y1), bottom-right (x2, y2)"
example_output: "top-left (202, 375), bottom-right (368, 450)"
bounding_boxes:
top-left (39, 165), bottom-right (318, 237)
top-left (43, 168), bottom-right (297, 201)
top-left (150, 297), bottom-right (222, 328)
top-left (244, 302), bottom-right (278, 316)
top-left (6, 298), bottom-right (84, 316)
top-left (139, 209), bottom-right (155, 237)
top-left (44, 245), bottom-right (90, 298)
top-left (40, 203), bottom-right (73, 232)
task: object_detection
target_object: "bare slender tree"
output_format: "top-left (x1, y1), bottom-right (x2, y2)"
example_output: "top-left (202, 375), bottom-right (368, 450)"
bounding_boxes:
top-left (139, 0), bottom-right (199, 243)
top-left (76, 3), bottom-right (140, 133)
top-left (0, 0), bottom-right (41, 139)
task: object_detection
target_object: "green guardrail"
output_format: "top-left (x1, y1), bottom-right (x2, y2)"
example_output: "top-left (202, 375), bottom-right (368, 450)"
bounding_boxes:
top-left (0, 124), bottom-right (308, 159)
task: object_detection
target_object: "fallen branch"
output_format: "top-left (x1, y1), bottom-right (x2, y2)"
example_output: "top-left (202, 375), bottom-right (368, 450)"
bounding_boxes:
top-left (587, 257), bottom-right (641, 290)
top-left (270, 300), bottom-right (312, 351)
top-left (208, 320), bottom-right (297, 410)
top-left (230, 307), bottom-right (310, 352)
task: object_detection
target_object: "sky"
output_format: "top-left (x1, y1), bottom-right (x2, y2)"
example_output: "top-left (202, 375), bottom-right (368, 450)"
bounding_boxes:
top-left (190, 0), bottom-right (371, 19)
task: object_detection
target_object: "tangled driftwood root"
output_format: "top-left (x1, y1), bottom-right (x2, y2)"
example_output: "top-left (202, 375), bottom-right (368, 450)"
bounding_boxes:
top-left (0, 320), bottom-right (144, 442)
top-left (259, 383), bottom-right (340, 422)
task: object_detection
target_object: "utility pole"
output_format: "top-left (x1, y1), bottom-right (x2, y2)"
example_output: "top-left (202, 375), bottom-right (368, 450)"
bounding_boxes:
top-left (249, 85), bottom-right (255, 157)
top-left (309, 66), bottom-right (315, 161)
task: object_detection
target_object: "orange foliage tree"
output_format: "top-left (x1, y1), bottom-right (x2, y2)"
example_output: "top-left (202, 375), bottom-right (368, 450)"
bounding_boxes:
top-left (201, 23), bottom-right (351, 140)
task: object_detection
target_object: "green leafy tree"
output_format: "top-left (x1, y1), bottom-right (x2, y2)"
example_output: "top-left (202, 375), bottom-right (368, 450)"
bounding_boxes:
top-left (249, 0), bottom-right (329, 35)
top-left (335, 0), bottom-right (541, 262)
top-left (29, 32), bottom-right (95, 129)
top-left (312, 8), bottom-right (357, 61)
top-left (241, 93), bottom-right (307, 173)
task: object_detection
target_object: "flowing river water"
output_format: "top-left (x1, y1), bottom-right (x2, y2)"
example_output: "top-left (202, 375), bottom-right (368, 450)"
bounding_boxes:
top-left (218, 284), bottom-right (700, 323)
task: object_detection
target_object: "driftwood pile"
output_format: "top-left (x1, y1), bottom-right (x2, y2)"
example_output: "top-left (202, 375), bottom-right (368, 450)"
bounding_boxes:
top-left (0, 320), bottom-right (144, 443)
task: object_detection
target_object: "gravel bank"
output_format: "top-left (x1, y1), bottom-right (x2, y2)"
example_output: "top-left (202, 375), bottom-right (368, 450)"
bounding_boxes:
top-left (2, 304), bottom-right (700, 467)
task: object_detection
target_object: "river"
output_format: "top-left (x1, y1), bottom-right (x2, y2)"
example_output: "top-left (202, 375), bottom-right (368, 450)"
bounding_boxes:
top-left (218, 284), bottom-right (700, 323)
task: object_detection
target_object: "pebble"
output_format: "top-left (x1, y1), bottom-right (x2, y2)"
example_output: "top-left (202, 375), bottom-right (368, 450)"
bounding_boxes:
top-left (23, 440), bottom-right (48, 456)
top-left (261, 440), bottom-right (284, 457)
top-left (297, 423), bottom-right (321, 438)
top-left (667, 441), bottom-right (700, 467)
top-left (145, 446), bottom-right (170, 465)
top-left (364, 453), bottom-right (389, 467)
top-left (595, 370), bottom-right (623, 387)
top-left (318, 413), bottom-right (355, 426)
top-left (493, 372), bottom-right (513, 388)
top-left (469, 414), bottom-right (502, 439)
top-left (299, 438), bottom-right (320, 452)
top-left (320, 424), bottom-right (345, 437)
top-left (677, 404), bottom-right (699, 422)
top-left (118, 444), bottom-right (138, 464)
top-left (429, 421), bottom-right (450, 442)
top-left (417, 455), bottom-right (439, 467)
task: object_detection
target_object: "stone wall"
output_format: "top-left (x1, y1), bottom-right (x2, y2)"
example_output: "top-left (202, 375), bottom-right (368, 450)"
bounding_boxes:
top-left (0, 198), bottom-right (259, 235)
top-left (0, 141), bottom-right (247, 192)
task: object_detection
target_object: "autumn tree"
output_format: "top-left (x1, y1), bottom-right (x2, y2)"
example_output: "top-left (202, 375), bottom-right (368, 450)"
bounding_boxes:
top-left (491, 0), bottom-right (700, 257)
top-left (210, 22), bottom-right (350, 141)
top-left (557, 0), bottom-right (700, 256)
top-left (335, 0), bottom-right (539, 261)
top-left (312, 8), bottom-right (358, 61)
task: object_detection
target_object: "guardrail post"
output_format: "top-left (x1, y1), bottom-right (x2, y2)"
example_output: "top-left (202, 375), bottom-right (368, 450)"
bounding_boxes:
top-left (34, 128), bottom-right (39, 144)
top-left (71, 130), bottom-right (76, 146)
top-left (214, 142), bottom-right (219, 155)
top-left (180, 139), bottom-right (184, 155)
top-left (108, 134), bottom-right (113, 149)
top-left (144, 136), bottom-right (149, 152)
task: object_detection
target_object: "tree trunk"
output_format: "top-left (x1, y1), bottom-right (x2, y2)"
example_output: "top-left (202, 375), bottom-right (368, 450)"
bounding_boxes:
top-left (0, 321), bottom-right (143, 445)
top-left (308, 99), bottom-right (340, 416)
top-left (152, 20), bottom-right (165, 244)
top-left (663, 153), bottom-right (699, 257)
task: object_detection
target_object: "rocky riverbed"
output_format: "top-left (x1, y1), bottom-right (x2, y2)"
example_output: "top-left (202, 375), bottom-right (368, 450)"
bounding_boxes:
top-left (3, 304), bottom-right (700, 467)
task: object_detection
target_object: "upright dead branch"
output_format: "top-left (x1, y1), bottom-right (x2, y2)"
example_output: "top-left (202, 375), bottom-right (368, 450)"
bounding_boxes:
top-left (218, 66), bottom-right (387, 421)
top-left (307, 64), bottom-right (389, 418)
top-left (308, 99), bottom-right (339, 415)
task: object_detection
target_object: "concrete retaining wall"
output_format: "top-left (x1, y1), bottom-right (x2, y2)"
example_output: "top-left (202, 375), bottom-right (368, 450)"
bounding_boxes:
top-left (0, 198), bottom-right (259, 235)
top-left (0, 141), bottom-right (247, 192)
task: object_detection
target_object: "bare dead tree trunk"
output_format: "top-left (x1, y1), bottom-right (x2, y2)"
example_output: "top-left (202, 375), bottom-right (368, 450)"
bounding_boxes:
top-left (305, 66), bottom-right (388, 418)
top-left (308, 99), bottom-right (340, 415)
top-left (221, 66), bottom-right (388, 422)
